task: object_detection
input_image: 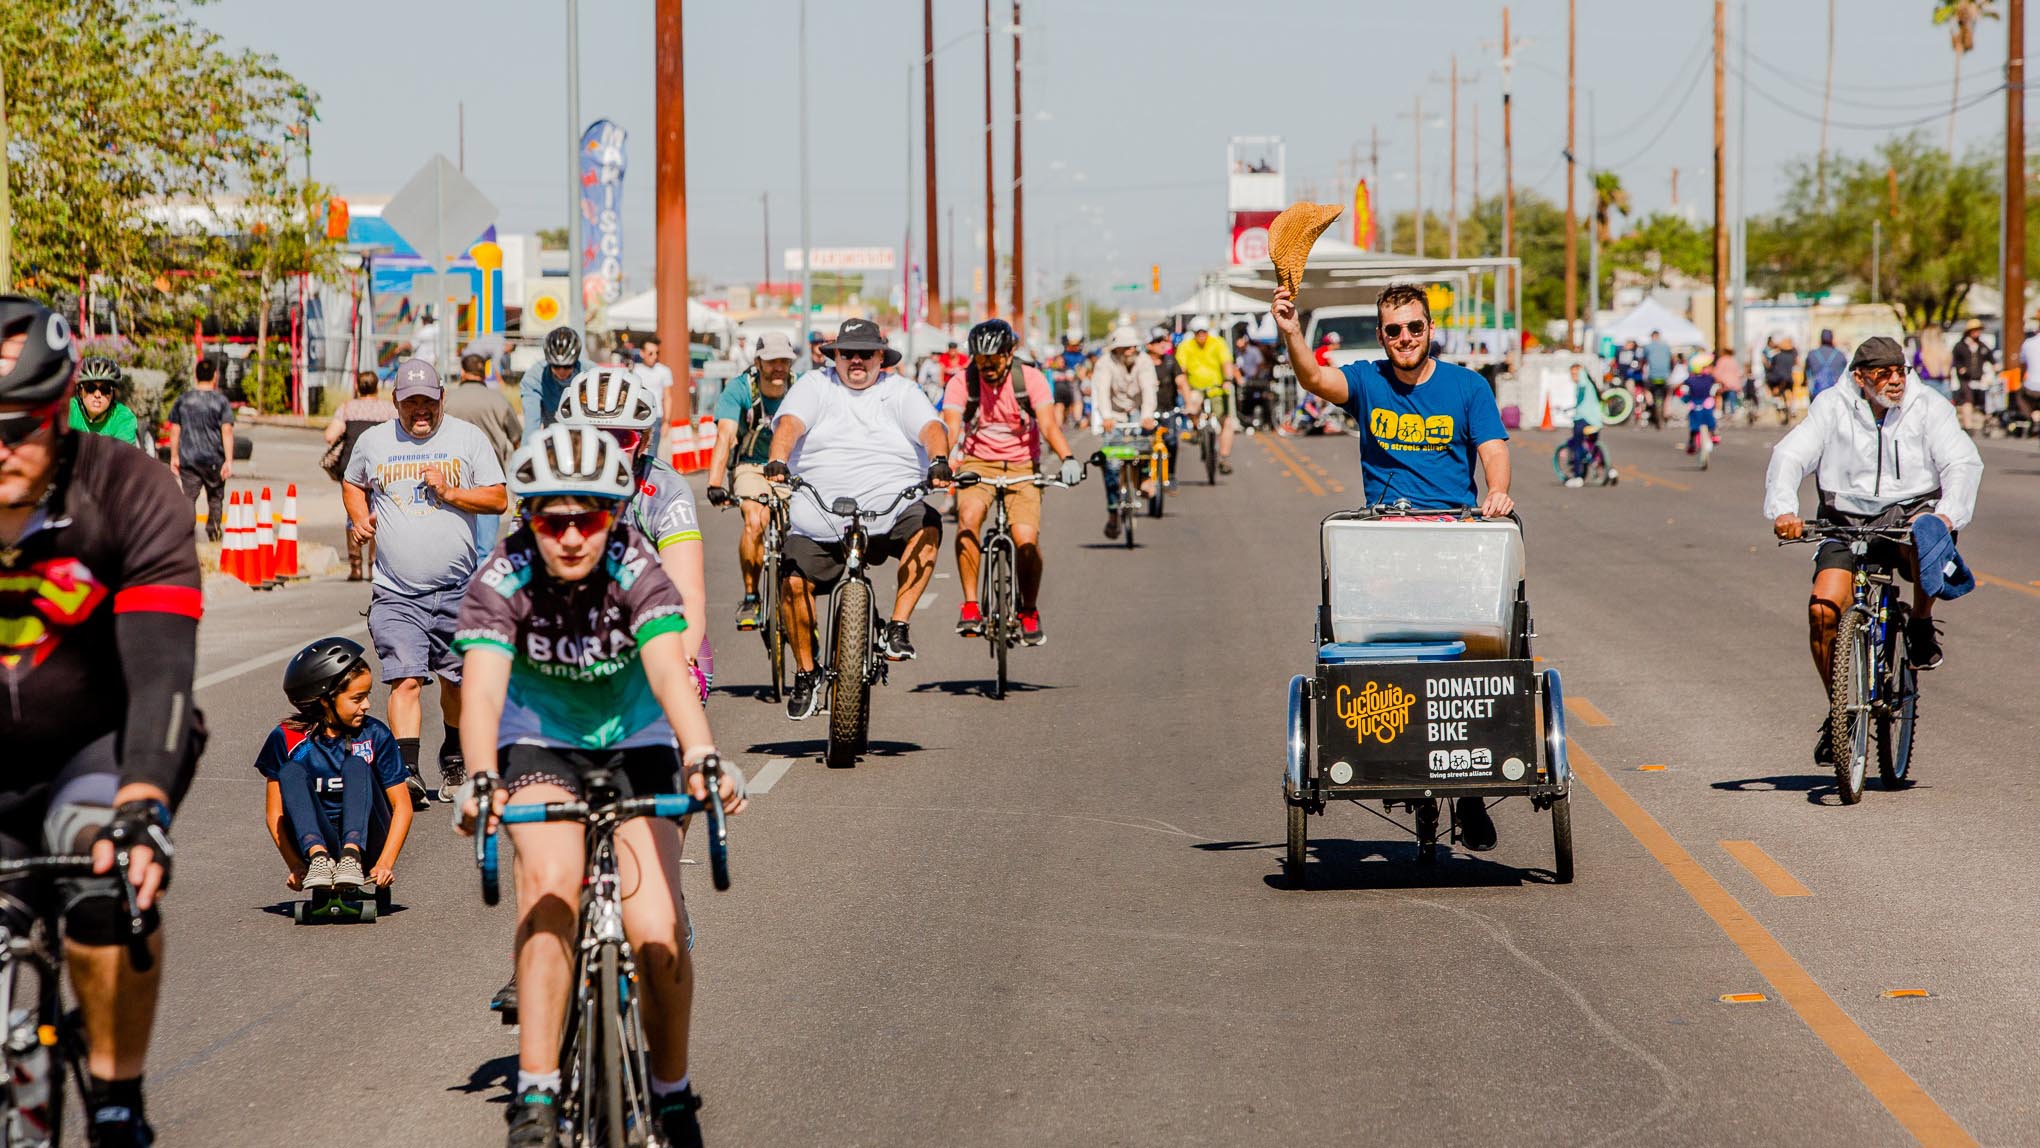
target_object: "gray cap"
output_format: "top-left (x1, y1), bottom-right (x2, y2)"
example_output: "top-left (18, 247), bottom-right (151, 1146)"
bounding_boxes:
top-left (392, 358), bottom-right (442, 400)
top-left (756, 331), bottom-right (798, 361)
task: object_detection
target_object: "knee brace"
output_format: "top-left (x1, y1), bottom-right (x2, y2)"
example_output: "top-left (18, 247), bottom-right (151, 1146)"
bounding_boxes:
top-left (60, 880), bottom-right (159, 947)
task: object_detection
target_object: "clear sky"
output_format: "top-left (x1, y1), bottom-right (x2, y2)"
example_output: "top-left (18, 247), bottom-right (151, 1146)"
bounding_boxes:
top-left (194, 0), bottom-right (2019, 303)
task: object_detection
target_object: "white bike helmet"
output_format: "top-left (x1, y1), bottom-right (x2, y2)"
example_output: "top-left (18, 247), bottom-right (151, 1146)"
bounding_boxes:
top-left (508, 425), bottom-right (635, 502)
top-left (555, 367), bottom-right (659, 431)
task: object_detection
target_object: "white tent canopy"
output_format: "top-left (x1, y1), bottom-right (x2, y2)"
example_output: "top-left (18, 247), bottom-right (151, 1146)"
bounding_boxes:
top-left (1166, 283), bottom-right (1270, 318)
top-left (598, 289), bottom-right (740, 347)
top-left (1600, 297), bottom-right (1707, 347)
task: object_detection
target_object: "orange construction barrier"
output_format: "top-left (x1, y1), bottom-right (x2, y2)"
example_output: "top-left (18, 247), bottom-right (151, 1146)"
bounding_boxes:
top-left (276, 484), bottom-right (300, 577)
top-left (222, 492), bottom-right (248, 583)
top-left (255, 487), bottom-right (278, 586)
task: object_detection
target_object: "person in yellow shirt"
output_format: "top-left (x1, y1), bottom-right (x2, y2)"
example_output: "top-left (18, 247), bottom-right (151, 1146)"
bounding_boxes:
top-left (1175, 318), bottom-right (1241, 475)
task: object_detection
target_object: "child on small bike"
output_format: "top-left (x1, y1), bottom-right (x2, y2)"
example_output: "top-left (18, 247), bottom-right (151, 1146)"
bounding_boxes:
top-left (255, 637), bottom-right (415, 894)
top-left (1680, 352), bottom-right (1720, 455)
top-left (1564, 362), bottom-right (1605, 487)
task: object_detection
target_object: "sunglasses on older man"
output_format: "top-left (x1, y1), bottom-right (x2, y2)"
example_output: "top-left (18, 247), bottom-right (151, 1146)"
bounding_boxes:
top-left (0, 401), bottom-right (63, 448)
top-left (834, 348), bottom-right (880, 361)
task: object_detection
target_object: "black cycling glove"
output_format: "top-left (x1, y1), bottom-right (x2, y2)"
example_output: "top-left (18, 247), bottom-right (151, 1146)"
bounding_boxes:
top-left (927, 457), bottom-right (955, 485)
top-left (99, 800), bottom-right (175, 887)
top-left (705, 485), bottom-right (732, 507)
top-left (763, 459), bottom-right (790, 482)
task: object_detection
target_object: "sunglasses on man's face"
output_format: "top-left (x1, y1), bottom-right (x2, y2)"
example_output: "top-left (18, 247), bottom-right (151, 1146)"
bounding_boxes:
top-left (1381, 320), bottom-right (1429, 341)
top-left (1854, 366), bottom-right (1903, 382)
top-left (78, 382), bottom-right (115, 396)
top-left (529, 507), bottom-right (616, 540)
top-left (0, 402), bottom-right (61, 448)
top-left (835, 349), bottom-right (880, 362)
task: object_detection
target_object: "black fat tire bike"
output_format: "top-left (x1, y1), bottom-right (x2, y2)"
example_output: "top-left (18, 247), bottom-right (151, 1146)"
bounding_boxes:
top-left (475, 761), bottom-right (731, 1148)
top-left (787, 479), bottom-right (935, 767)
top-left (953, 468), bottom-right (1080, 699)
top-left (1787, 523), bottom-right (1921, 804)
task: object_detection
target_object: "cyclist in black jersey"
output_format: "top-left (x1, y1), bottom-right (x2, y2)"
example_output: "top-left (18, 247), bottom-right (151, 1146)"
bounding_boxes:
top-left (0, 296), bottom-right (204, 1148)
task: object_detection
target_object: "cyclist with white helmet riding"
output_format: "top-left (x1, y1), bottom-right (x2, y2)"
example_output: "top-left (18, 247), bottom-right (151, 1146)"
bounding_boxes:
top-left (68, 358), bottom-right (151, 450)
top-left (944, 319), bottom-right (1083, 646)
top-left (455, 425), bottom-right (746, 1148)
top-left (519, 328), bottom-right (594, 441)
top-left (557, 368), bottom-right (710, 682)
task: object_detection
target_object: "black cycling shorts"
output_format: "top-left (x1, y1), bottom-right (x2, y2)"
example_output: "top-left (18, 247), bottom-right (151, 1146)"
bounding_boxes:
top-left (499, 743), bottom-right (684, 800)
top-left (782, 500), bottom-right (942, 590)
top-left (0, 733), bottom-right (135, 934)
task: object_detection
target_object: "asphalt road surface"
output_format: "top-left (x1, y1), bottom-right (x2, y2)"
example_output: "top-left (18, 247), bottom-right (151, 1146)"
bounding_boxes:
top-left (145, 417), bottom-right (2036, 1147)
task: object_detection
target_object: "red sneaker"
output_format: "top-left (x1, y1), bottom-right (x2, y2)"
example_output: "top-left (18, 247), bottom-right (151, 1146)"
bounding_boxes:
top-left (1018, 609), bottom-right (1046, 647)
top-left (956, 601), bottom-right (983, 637)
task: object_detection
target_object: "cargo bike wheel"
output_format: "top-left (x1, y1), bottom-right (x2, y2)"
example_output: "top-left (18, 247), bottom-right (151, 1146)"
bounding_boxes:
top-left (1283, 674), bottom-right (1312, 886)
top-left (1540, 667), bottom-right (1576, 884)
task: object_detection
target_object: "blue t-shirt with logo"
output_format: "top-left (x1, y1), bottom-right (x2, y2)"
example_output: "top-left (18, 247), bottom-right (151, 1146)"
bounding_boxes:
top-left (253, 716), bottom-right (407, 825)
top-left (1336, 359), bottom-right (1508, 509)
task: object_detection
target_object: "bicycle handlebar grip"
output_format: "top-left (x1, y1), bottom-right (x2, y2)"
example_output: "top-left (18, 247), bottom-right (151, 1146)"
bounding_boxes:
top-left (498, 805), bottom-right (550, 825)
top-left (649, 794), bottom-right (703, 819)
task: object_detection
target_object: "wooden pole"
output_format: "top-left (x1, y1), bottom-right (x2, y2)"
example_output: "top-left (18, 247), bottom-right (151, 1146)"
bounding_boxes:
top-left (1713, 0), bottom-right (1728, 354)
top-left (1011, 0), bottom-right (1024, 329)
top-left (655, 0), bottom-right (690, 421)
top-left (1819, 0), bottom-right (1834, 202)
top-left (1564, 0), bottom-right (1577, 348)
top-left (1449, 55), bottom-right (1461, 259)
top-left (983, 0), bottom-right (998, 319)
top-left (923, 0), bottom-right (942, 316)
top-left (0, 51), bottom-right (11, 292)
top-left (1503, 6), bottom-right (1516, 324)
top-left (2008, 0), bottom-right (2027, 358)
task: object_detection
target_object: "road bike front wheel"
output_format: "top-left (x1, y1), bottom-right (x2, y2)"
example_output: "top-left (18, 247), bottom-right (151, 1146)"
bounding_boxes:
top-left (762, 552), bottom-right (785, 703)
top-left (1202, 425), bottom-right (1218, 485)
top-left (989, 543), bottom-right (1013, 699)
top-left (1829, 610), bottom-right (1871, 804)
top-left (826, 580), bottom-right (873, 767)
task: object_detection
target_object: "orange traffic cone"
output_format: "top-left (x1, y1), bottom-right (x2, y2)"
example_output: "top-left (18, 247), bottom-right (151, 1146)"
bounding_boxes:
top-left (1539, 394), bottom-right (1553, 431)
top-left (695, 414), bottom-right (715, 472)
top-left (276, 484), bottom-right (300, 577)
top-left (222, 492), bottom-right (248, 583)
top-left (255, 487), bottom-right (278, 587)
top-left (667, 419), bottom-right (689, 471)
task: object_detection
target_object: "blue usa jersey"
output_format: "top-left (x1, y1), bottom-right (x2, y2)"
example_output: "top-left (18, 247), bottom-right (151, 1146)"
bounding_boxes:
top-left (253, 717), bottom-right (408, 821)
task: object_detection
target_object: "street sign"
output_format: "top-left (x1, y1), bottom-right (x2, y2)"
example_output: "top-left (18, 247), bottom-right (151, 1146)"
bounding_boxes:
top-left (783, 247), bottom-right (897, 272)
top-left (1109, 283), bottom-right (1142, 292)
top-left (381, 155), bottom-right (498, 373)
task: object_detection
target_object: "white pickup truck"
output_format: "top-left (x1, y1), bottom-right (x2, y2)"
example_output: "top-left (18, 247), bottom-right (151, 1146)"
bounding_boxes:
top-left (1299, 304), bottom-right (1386, 368)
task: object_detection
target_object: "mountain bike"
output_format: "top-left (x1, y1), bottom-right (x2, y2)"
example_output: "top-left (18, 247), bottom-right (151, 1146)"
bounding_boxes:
top-left (787, 479), bottom-right (933, 768)
top-left (0, 851), bottom-right (155, 1148)
top-left (1784, 523), bottom-right (1920, 804)
top-left (726, 490), bottom-right (791, 703)
top-left (474, 760), bottom-right (731, 1148)
top-left (953, 468), bottom-right (1081, 699)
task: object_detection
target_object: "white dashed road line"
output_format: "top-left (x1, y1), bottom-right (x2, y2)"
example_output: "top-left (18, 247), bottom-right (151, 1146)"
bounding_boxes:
top-left (748, 758), bottom-right (796, 795)
top-left (196, 622), bottom-right (368, 692)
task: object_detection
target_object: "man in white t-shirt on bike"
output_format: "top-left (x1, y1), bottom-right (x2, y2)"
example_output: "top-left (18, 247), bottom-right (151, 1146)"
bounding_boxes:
top-left (764, 319), bottom-right (952, 721)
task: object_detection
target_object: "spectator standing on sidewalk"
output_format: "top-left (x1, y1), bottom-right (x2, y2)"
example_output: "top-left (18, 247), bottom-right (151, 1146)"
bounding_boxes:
top-left (342, 359), bottom-right (507, 805)
top-left (1951, 319), bottom-right (1994, 431)
top-left (442, 353), bottom-right (521, 468)
top-left (324, 371), bottom-right (398, 581)
top-left (635, 335), bottom-right (673, 456)
top-left (1641, 329), bottom-right (1674, 429)
top-left (168, 359), bottom-right (235, 542)
top-left (1804, 329), bottom-right (1849, 401)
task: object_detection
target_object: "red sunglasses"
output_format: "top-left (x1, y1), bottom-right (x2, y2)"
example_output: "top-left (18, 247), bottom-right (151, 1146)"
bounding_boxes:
top-left (529, 508), bottom-right (617, 539)
top-left (601, 428), bottom-right (644, 453)
top-left (0, 400), bottom-right (64, 448)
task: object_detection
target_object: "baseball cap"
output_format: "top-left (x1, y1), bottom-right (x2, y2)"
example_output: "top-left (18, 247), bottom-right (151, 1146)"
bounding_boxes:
top-left (756, 331), bottom-right (798, 361)
top-left (392, 358), bottom-right (442, 400)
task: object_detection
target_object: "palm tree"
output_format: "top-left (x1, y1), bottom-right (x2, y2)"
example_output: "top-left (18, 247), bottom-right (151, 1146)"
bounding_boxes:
top-left (1932, 1), bottom-right (2000, 156)
top-left (1592, 171), bottom-right (1630, 246)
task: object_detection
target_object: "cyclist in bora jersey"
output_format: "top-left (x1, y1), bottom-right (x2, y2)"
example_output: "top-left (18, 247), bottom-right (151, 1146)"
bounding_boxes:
top-left (945, 319), bottom-right (1084, 645)
top-left (0, 296), bottom-right (202, 1148)
top-left (456, 426), bottom-right (746, 1148)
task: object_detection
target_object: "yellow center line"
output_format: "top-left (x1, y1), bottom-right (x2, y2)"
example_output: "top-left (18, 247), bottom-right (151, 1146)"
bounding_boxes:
top-left (1569, 741), bottom-right (1977, 1147)
top-left (1565, 697), bottom-right (1613, 727)
top-left (1720, 840), bottom-right (1813, 898)
top-left (1618, 466), bottom-right (1693, 493)
top-left (1976, 572), bottom-right (2040, 599)
top-left (1259, 437), bottom-right (1327, 498)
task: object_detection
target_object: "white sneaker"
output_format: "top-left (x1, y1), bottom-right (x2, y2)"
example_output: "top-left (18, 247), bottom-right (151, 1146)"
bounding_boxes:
top-left (303, 853), bottom-right (336, 890)
top-left (332, 853), bottom-right (369, 893)
top-left (1564, 477), bottom-right (1585, 488)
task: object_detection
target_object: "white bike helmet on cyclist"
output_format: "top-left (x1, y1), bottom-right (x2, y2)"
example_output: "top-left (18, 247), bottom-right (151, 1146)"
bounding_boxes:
top-left (555, 367), bottom-right (659, 432)
top-left (507, 425), bottom-right (635, 502)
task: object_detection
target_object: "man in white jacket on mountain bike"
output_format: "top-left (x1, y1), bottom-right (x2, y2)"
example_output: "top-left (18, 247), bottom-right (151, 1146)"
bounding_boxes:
top-left (1765, 336), bottom-right (1983, 762)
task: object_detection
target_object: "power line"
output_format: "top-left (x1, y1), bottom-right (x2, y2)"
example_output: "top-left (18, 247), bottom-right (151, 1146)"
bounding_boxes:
top-left (1733, 66), bottom-right (2006, 131)
top-left (1602, 56), bottom-right (1712, 171)
top-left (1743, 43), bottom-right (1994, 96)
top-left (1741, 47), bottom-right (1992, 113)
top-left (1597, 32), bottom-right (1711, 143)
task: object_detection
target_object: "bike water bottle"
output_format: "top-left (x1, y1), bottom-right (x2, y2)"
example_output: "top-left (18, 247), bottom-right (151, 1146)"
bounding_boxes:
top-left (6, 1008), bottom-right (56, 1146)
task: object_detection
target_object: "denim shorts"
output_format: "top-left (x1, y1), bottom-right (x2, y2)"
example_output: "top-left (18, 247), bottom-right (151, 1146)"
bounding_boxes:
top-left (369, 585), bottom-right (465, 683)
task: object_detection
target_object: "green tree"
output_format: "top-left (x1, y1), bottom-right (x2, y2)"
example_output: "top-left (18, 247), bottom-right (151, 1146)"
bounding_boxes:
top-left (1591, 171), bottom-right (1630, 246)
top-left (1, 0), bottom-right (331, 358)
top-left (536, 226), bottom-right (569, 250)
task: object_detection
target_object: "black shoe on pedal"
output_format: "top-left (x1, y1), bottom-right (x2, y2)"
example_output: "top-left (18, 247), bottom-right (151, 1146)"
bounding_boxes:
top-left (735, 594), bottom-right (762, 631)
top-left (88, 1107), bottom-right (154, 1148)
top-left (504, 1087), bottom-right (560, 1148)
top-left (490, 975), bottom-right (519, 1024)
top-left (1103, 515), bottom-right (1121, 540)
top-left (1814, 715), bottom-right (1836, 767)
top-left (655, 1087), bottom-right (707, 1148)
top-left (1906, 617), bottom-right (1944, 670)
top-left (787, 671), bottom-right (822, 720)
top-left (878, 620), bottom-right (917, 661)
top-left (1455, 795), bottom-right (1498, 852)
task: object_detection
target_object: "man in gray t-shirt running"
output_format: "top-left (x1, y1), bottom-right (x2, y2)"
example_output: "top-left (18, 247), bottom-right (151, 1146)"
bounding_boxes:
top-left (343, 359), bottom-right (507, 803)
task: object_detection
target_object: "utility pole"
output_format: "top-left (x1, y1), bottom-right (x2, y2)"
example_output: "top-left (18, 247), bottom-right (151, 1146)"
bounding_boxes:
top-left (924, 0), bottom-right (941, 313)
top-left (566, 0), bottom-right (586, 337)
top-left (948, 207), bottom-right (957, 325)
top-left (1401, 94), bottom-right (1426, 256)
top-left (2007, 0), bottom-right (2027, 359)
top-left (1713, 0), bottom-right (1728, 354)
top-left (1733, 0), bottom-right (1749, 359)
top-left (761, 192), bottom-right (770, 293)
top-left (0, 52), bottom-right (11, 291)
top-left (1449, 56), bottom-right (1461, 258)
top-left (1472, 101), bottom-right (1480, 232)
top-left (1370, 125), bottom-right (1381, 252)
top-left (654, 0), bottom-right (689, 421)
top-left (1819, 0), bottom-right (1835, 202)
top-left (1011, 0), bottom-right (1024, 331)
top-left (1502, 6), bottom-right (1517, 325)
top-left (798, 0), bottom-right (811, 346)
top-left (1587, 91), bottom-right (1598, 334)
top-left (1564, 0), bottom-right (1577, 349)
top-left (983, 0), bottom-right (998, 319)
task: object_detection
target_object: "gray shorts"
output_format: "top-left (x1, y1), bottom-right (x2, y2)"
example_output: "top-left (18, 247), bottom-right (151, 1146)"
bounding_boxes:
top-left (369, 585), bottom-right (465, 683)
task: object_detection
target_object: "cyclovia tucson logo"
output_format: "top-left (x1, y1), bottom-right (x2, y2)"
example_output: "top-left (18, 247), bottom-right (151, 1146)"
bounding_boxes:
top-left (1334, 681), bottom-right (1416, 746)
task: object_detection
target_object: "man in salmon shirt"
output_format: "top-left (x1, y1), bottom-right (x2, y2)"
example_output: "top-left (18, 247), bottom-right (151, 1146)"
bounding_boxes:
top-left (943, 319), bottom-right (1084, 646)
